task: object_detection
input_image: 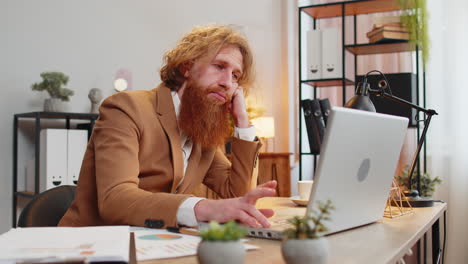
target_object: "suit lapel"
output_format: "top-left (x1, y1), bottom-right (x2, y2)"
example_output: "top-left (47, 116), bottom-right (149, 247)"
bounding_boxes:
top-left (155, 85), bottom-right (184, 193)
top-left (177, 143), bottom-right (202, 193)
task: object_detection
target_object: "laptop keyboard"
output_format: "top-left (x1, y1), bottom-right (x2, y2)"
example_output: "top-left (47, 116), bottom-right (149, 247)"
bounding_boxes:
top-left (269, 216), bottom-right (290, 227)
top-left (247, 216), bottom-right (292, 240)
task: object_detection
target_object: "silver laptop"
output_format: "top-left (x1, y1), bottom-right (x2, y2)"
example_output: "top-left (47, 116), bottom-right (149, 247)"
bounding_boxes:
top-left (248, 107), bottom-right (409, 239)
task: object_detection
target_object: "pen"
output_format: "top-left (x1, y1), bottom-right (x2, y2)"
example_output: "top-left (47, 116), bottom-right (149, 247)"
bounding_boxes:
top-left (167, 226), bottom-right (199, 236)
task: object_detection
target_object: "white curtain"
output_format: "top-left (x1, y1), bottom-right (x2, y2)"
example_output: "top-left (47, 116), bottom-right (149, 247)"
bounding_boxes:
top-left (426, 0), bottom-right (468, 262)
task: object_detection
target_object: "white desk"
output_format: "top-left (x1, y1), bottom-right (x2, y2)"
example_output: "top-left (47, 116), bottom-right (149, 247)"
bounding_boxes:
top-left (142, 197), bottom-right (446, 264)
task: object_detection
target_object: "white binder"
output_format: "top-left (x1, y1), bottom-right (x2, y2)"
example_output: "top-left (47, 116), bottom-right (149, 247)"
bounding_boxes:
top-left (306, 30), bottom-right (322, 80)
top-left (321, 28), bottom-right (343, 79)
top-left (67, 130), bottom-right (88, 186)
top-left (40, 129), bottom-right (67, 191)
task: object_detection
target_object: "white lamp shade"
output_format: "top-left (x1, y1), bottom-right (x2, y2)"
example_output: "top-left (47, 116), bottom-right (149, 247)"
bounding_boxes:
top-left (114, 78), bottom-right (128, 92)
top-left (252, 117), bottom-right (275, 138)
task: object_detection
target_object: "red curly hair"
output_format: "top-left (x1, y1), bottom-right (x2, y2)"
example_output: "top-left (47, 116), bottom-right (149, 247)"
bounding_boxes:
top-left (160, 24), bottom-right (255, 94)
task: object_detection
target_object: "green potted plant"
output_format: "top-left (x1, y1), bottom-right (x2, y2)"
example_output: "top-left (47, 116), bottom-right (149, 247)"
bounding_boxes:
top-left (282, 200), bottom-right (334, 264)
top-left (197, 220), bottom-right (248, 264)
top-left (32, 71), bottom-right (74, 112)
top-left (396, 166), bottom-right (442, 197)
top-left (398, 0), bottom-right (429, 67)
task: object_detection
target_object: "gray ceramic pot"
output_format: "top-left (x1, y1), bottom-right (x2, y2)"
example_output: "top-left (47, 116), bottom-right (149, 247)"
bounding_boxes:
top-left (281, 237), bottom-right (329, 264)
top-left (197, 240), bottom-right (245, 264)
top-left (44, 98), bottom-right (64, 112)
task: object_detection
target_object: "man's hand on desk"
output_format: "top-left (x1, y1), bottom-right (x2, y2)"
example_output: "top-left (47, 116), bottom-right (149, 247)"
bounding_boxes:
top-left (194, 181), bottom-right (277, 228)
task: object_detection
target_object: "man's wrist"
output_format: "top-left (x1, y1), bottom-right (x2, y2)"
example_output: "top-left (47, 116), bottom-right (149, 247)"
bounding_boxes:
top-left (194, 199), bottom-right (211, 222)
top-left (235, 113), bottom-right (250, 128)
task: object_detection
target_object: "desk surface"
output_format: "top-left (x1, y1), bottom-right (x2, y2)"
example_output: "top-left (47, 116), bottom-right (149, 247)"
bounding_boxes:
top-left (142, 197), bottom-right (446, 264)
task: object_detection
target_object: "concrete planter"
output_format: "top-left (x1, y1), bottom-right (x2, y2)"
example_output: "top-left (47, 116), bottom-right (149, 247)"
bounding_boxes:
top-left (282, 237), bottom-right (329, 264)
top-left (44, 98), bottom-right (64, 112)
top-left (197, 240), bottom-right (245, 264)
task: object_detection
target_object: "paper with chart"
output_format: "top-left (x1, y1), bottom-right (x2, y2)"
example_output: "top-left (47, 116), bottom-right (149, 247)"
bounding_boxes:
top-left (0, 226), bottom-right (129, 263)
top-left (133, 228), bottom-right (258, 261)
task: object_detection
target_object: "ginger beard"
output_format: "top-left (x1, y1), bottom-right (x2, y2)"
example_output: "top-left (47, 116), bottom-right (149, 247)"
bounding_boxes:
top-left (178, 80), bottom-right (232, 149)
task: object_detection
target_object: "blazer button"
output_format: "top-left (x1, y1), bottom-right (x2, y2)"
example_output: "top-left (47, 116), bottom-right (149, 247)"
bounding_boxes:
top-left (144, 219), bottom-right (164, 228)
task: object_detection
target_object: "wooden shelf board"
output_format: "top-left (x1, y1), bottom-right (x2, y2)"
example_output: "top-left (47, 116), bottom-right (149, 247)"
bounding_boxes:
top-left (302, 78), bottom-right (354, 87)
top-left (301, 0), bottom-right (401, 19)
top-left (345, 42), bottom-right (416, 55)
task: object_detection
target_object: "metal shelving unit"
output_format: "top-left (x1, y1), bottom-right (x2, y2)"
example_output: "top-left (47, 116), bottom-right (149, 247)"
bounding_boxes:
top-left (12, 111), bottom-right (98, 227)
top-left (298, 0), bottom-right (425, 180)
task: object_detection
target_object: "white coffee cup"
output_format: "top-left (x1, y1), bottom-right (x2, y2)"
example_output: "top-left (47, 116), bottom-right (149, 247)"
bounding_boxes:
top-left (298, 180), bottom-right (314, 200)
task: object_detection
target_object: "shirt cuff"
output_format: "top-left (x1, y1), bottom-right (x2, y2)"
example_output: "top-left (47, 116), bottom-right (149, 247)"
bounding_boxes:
top-left (234, 125), bottom-right (256, 141)
top-left (176, 197), bottom-right (205, 227)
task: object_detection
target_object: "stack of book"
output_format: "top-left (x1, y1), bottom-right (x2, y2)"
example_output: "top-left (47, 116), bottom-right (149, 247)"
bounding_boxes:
top-left (367, 16), bottom-right (410, 43)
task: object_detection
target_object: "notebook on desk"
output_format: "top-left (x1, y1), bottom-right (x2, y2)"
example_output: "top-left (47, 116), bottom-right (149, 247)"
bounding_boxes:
top-left (248, 107), bottom-right (409, 240)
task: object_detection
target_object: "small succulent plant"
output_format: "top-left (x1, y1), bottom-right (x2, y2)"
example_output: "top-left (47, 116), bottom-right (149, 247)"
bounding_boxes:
top-left (199, 221), bottom-right (247, 241)
top-left (284, 200), bottom-right (334, 239)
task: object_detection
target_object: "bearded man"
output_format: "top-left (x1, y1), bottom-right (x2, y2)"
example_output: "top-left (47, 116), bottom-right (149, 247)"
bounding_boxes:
top-left (59, 25), bottom-right (276, 229)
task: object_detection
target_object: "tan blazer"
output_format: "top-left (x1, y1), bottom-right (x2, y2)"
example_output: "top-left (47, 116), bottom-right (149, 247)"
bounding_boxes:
top-left (59, 85), bottom-right (261, 228)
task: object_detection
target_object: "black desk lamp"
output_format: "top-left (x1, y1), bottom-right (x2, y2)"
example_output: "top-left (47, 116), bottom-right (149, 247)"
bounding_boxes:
top-left (345, 70), bottom-right (438, 207)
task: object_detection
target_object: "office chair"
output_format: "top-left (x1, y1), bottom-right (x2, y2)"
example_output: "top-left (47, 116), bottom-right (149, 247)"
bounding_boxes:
top-left (17, 185), bottom-right (76, 227)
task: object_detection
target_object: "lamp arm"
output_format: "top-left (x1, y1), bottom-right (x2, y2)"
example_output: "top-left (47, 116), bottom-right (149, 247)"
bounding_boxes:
top-left (368, 89), bottom-right (438, 115)
top-left (368, 89), bottom-right (438, 194)
top-left (407, 113), bottom-right (434, 192)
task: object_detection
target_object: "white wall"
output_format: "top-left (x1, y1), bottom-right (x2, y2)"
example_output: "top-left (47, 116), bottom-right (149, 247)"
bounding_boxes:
top-left (0, 0), bottom-right (290, 232)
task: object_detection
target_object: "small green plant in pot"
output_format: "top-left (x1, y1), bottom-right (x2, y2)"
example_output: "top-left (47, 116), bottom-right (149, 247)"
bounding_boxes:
top-left (197, 221), bottom-right (247, 264)
top-left (32, 71), bottom-right (74, 112)
top-left (282, 200), bottom-right (334, 264)
top-left (396, 166), bottom-right (442, 197)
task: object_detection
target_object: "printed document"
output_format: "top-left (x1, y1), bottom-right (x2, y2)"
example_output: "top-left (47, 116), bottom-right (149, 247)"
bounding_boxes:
top-left (0, 226), bottom-right (129, 263)
top-left (133, 228), bottom-right (258, 261)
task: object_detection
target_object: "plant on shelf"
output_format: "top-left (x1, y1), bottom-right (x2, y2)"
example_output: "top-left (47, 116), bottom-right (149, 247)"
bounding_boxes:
top-left (197, 221), bottom-right (247, 264)
top-left (396, 166), bottom-right (442, 197)
top-left (282, 200), bottom-right (334, 264)
top-left (32, 71), bottom-right (74, 112)
top-left (398, 0), bottom-right (429, 67)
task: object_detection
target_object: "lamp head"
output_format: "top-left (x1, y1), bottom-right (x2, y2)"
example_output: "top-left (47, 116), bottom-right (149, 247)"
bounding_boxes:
top-left (344, 78), bottom-right (376, 112)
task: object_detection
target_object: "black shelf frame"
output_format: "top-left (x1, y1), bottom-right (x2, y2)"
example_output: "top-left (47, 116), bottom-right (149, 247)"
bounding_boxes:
top-left (12, 111), bottom-right (98, 227)
top-left (298, 0), bottom-right (425, 181)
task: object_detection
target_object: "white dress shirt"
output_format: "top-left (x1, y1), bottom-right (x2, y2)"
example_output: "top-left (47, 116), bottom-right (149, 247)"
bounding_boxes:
top-left (171, 91), bottom-right (256, 227)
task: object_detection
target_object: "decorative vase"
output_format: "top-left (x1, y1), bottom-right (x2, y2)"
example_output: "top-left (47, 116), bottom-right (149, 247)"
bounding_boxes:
top-left (197, 240), bottom-right (245, 264)
top-left (44, 98), bottom-right (64, 112)
top-left (281, 237), bottom-right (329, 264)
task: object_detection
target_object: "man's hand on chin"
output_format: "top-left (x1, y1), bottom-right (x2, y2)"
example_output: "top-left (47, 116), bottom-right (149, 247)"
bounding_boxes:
top-left (229, 86), bottom-right (250, 128)
top-left (194, 181), bottom-right (277, 228)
